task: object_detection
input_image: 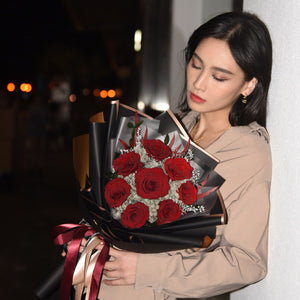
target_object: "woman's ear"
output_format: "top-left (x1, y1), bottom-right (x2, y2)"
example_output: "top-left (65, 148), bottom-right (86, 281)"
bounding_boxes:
top-left (242, 77), bottom-right (258, 97)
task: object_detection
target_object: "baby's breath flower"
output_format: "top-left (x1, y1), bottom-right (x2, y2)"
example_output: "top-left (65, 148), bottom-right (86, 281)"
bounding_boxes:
top-left (111, 208), bottom-right (121, 220)
top-left (135, 127), bottom-right (143, 145)
top-left (192, 168), bottom-right (202, 184)
top-left (182, 204), bottom-right (206, 214)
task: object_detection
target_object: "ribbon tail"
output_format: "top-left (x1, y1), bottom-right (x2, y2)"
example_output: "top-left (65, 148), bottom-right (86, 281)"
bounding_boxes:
top-left (59, 237), bottom-right (82, 300)
top-left (50, 224), bottom-right (96, 300)
top-left (73, 244), bottom-right (95, 300)
top-left (89, 242), bottom-right (110, 300)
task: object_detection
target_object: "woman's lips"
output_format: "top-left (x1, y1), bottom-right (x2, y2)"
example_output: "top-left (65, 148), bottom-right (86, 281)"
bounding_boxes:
top-left (190, 92), bottom-right (206, 104)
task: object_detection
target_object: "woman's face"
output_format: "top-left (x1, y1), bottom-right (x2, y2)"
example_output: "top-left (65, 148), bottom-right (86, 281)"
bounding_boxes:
top-left (186, 37), bottom-right (256, 117)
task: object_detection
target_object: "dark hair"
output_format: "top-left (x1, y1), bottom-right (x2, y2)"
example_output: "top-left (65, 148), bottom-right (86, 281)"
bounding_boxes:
top-left (178, 11), bottom-right (272, 127)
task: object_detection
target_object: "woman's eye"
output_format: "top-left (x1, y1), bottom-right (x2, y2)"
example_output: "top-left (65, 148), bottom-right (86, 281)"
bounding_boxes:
top-left (191, 63), bottom-right (201, 70)
top-left (212, 75), bottom-right (227, 82)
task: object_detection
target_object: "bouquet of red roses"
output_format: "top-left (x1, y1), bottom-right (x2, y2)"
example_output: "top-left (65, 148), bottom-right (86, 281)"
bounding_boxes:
top-left (37, 101), bottom-right (226, 300)
top-left (105, 114), bottom-right (218, 230)
top-left (71, 101), bottom-right (226, 253)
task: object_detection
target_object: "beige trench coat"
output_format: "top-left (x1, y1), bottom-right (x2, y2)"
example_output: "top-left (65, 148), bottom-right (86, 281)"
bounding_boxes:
top-left (98, 111), bottom-right (272, 300)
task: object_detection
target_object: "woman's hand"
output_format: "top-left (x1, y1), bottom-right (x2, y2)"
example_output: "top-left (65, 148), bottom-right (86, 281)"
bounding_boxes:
top-left (102, 247), bottom-right (138, 286)
top-left (61, 237), bottom-right (138, 286)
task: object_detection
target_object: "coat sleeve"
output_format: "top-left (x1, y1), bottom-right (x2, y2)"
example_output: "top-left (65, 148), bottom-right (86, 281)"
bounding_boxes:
top-left (134, 159), bottom-right (271, 298)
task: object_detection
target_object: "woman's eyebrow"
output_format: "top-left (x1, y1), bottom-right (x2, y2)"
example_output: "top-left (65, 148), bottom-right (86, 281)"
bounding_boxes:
top-left (212, 66), bottom-right (234, 75)
top-left (193, 52), bottom-right (234, 75)
top-left (193, 52), bottom-right (202, 63)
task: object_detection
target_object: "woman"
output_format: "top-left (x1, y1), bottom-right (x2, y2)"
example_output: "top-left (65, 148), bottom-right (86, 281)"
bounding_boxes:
top-left (96, 11), bottom-right (272, 300)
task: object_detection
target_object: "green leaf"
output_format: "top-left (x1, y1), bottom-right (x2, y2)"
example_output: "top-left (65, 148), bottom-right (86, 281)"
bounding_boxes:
top-left (106, 172), bottom-right (119, 179)
top-left (164, 134), bottom-right (170, 144)
top-left (111, 172), bottom-right (118, 179)
top-left (128, 122), bottom-right (134, 128)
top-left (135, 120), bottom-right (144, 128)
top-left (129, 138), bottom-right (134, 149)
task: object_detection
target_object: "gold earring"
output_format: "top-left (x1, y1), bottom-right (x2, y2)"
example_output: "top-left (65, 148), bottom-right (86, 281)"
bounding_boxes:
top-left (242, 94), bottom-right (247, 104)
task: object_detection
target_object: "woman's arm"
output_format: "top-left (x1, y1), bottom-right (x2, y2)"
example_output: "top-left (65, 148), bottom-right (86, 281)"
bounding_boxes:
top-left (134, 168), bottom-right (271, 298)
top-left (100, 167), bottom-right (270, 298)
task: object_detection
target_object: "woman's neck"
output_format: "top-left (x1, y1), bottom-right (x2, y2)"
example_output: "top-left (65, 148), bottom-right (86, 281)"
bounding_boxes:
top-left (198, 112), bottom-right (230, 132)
top-left (191, 112), bottom-right (231, 149)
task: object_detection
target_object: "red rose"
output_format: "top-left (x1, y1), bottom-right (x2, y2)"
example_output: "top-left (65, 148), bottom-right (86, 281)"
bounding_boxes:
top-left (121, 202), bottom-right (149, 228)
top-left (143, 139), bottom-right (172, 161)
top-left (104, 178), bottom-right (131, 207)
top-left (113, 151), bottom-right (142, 176)
top-left (135, 167), bottom-right (169, 199)
top-left (164, 157), bottom-right (193, 180)
top-left (156, 199), bottom-right (181, 225)
top-left (178, 181), bottom-right (197, 205)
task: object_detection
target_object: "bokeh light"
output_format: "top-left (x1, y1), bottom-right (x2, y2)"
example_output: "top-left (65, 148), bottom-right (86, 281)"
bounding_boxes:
top-left (107, 89), bottom-right (116, 98)
top-left (20, 83), bottom-right (32, 93)
top-left (100, 90), bottom-right (108, 98)
top-left (69, 94), bottom-right (77, 102)
top-left (134, 29), bottom-right (142, 52)
top-left (150, 101), bottom-right (170, 111)
top-left (137, 101), bottom-right (145, 110)
top-left (7, 82), bottom-right (15, 92)
top-left (93, 88), bottom-right (100, 97)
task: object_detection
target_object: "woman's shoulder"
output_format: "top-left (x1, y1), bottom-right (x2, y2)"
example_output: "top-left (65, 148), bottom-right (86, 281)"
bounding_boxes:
top-left (209, 121), bottom-right (270, 154)
top-left (234, 122), bottom-right (270, 154)
top-left (222, 122), bottom-right (271, 170)
top-left (215, 122), bottom-right (272, 198)
top-left (209, 121), bottom-right (271, 172)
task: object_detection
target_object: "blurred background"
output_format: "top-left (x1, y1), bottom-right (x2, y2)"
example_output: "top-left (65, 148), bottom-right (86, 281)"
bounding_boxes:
top-left (0, 0), bottom-right (242, 298)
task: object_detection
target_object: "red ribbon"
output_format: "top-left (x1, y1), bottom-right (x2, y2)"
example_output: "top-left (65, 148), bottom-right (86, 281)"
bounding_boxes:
top-left (90, 241), bottom-right (109, 299)
top-left (50, 223), bottom-right (109, 300)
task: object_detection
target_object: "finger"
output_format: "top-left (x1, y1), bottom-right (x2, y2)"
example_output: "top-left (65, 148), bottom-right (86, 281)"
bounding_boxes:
top-left (108, 247), bottom-right (124, 257)
top-left (103, 269), bottom-right (121, 279)
top-left (95, 243), bottom-right (104, 251)
top-left (81, 237), bottom-right (103, 251)
top-left (81, 238), bottom-right (87, 246)
top-left (104, 260), bottom-right (117, 271)
top-left (102, 278), bottom-right (129, 286)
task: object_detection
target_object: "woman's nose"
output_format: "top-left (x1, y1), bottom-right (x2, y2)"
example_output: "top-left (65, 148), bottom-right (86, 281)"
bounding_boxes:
top-left (193, 72), bottom-right (208, 91)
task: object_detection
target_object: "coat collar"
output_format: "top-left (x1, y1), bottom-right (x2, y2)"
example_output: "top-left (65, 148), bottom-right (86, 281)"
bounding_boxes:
top-left (180, 111), bottom-right (270, 156)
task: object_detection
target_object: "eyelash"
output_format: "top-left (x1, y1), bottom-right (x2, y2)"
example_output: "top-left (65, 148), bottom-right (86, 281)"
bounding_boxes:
top-left (191, 63), bottom-right (227, 82)
top-left (191, 63), bottom-right (201, 70)
top-left (212, 75), bottom-right (226, 82)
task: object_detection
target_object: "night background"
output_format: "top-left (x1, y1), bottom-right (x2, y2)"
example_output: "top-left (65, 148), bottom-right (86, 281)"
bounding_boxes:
top-left (0, 0), bottom-right (245, 298)
top-left (0, 0), bottom-right (145, 298)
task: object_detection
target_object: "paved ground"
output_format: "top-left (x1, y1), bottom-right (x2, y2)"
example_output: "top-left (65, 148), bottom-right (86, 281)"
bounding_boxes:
top-left (1, 147), bottom-right (82, 299)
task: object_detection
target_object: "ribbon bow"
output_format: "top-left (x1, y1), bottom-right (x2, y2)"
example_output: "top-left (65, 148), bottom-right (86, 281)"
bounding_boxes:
top-left (50, 223), bottom-right (109, 300)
